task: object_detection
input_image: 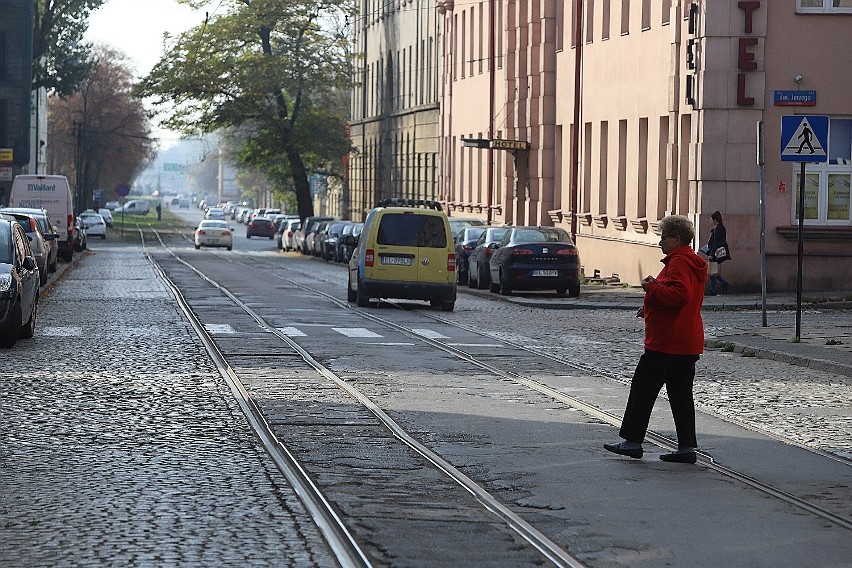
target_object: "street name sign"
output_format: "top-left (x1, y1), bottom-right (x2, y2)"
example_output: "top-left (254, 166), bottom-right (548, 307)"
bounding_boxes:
top-left (781, 115), bottom-right (828, 162)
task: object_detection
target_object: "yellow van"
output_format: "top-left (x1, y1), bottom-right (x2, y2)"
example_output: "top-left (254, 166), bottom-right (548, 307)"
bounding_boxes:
top-left (346, 199), bottom-right (457, 311)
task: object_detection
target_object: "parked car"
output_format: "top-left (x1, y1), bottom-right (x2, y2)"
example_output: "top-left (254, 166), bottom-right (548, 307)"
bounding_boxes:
top-left (336, 222), bottom-right (363, 263)
top-left (79, 212), bottom-right (107, 239)
top-left (73, 217), bottom-right (88, 252)
top-left (346, 198), bottom-right (456, 311)
top-left (8, 174), bottom-right (75, 261)
top-left (448, 217), bottom-right (486, 238)
top-left (467, 226), bottom-right (510, 289)
top-left (194, 220), bottom-right (233, 250)
top-left (179, 198), bottom-right (191, 209)
top-left (2, 212), bottom-right (51, 286)
top-left (0, 217), bottom-right (39, 348)
top-left (104, 201), bottom-right (120, 210)
top-left (246, 217), bottom-right (276, 239)
top-left (278, 217), bottom-right (302, 251)
top-left (320, 221), bottom-right (351, 261)
top-left (299, 216), bottom-right (335, 254)
top-left (0, 207), bottom-right (59, 272)
top-left (454, 226), bottom-right (489, 284)
top-left (489, 226), bottom-right (581, 297)
top-left (308, 221), bottom-right (329, 256)
top-left (95, 208), bottom-right (114, 227)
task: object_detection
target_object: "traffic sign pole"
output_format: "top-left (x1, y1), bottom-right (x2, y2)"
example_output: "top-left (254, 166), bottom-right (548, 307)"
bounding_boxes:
top-left (780, 115), bottom-right (829, 342)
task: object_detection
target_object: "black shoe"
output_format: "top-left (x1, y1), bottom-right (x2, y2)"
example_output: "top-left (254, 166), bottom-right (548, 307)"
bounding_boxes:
top-left (604, 442), bottom-right (643, 459)
top-left (659, 451), bottom-right (697, 464)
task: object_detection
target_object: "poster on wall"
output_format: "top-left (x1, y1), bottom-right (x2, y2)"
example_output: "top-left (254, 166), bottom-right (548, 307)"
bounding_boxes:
top-left (827, 174), bottom-right (851, 220)
top-left (795, 173), bottom-right (820, 220)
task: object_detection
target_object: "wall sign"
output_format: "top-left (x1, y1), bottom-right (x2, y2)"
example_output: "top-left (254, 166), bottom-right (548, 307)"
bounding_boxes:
top-left (737, 1), bottom-right (760, 106)
top-left (774, 90), bottom-right (817, 106)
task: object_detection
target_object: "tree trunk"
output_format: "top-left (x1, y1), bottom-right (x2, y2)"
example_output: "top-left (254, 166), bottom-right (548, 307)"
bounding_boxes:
top-left (287, 148), bottom-right (314, 222)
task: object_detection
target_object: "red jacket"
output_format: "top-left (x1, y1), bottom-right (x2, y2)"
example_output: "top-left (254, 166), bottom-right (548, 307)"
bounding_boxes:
top-left (642, 246), bottom-right (707, 355)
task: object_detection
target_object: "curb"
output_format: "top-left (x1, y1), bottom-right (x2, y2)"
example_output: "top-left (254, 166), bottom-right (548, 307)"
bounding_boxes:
top-left (705, 338), bottom-right (852, 378)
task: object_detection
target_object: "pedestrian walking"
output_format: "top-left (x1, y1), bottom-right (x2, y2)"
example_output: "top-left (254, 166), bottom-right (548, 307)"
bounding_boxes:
top-left (705, 211), bottom-right (730, 295)
top-left (604, 215), bottom-right (707, 464)
top-left (156, 202), bottom-right (162, 221)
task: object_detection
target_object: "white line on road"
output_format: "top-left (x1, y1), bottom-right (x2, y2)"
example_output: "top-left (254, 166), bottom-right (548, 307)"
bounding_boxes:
top-left (332, 327), bottom-right (383, 338)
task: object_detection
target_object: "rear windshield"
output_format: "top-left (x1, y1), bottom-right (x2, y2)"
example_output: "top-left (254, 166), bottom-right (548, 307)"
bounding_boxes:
top-left (377, 214), bottom-right (448, 248)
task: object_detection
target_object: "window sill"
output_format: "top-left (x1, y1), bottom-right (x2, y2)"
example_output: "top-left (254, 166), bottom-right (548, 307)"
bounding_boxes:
top-left (776, 226), bottom-right (852, 241)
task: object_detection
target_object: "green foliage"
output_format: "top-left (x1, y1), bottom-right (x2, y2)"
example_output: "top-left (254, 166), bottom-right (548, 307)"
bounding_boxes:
top-left (137, 0), bottom-right (356, 218)
top-left (33, 0), bottom-right (106, 95)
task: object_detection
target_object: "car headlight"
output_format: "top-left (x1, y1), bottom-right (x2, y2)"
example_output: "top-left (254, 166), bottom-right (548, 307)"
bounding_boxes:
top-left (0, 273), bottom-right (11, 292)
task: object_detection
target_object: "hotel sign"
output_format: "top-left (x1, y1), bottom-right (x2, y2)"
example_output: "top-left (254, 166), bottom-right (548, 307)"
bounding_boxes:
top-left (736, 1), bottom-right (761, 106)
top-left (490, 139), bottom-right (530, 151)
top-left (774, 90), bottom-right (817, 106)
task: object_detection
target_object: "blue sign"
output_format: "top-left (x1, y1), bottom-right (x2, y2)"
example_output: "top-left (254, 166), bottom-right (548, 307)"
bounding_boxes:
top-left (116, 183), bottom-right (131, 197)
top-left (774, 90), bottom-right (816, 106)
top-left (781, 115), bottom-right (828, 163)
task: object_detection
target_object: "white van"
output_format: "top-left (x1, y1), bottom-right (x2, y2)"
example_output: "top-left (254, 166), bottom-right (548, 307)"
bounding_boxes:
top-left (9, 175), bottom-right (75, 261)
top-left (113, 200), bottom-right (150, 215)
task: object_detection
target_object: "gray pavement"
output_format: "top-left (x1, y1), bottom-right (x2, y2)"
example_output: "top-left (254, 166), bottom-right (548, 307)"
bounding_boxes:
top-left (462, 283), bottom-right (852, 378)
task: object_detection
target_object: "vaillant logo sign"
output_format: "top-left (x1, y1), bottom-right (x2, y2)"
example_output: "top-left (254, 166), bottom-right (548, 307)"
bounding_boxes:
top-left (26, 183), bottom-right (57, 192)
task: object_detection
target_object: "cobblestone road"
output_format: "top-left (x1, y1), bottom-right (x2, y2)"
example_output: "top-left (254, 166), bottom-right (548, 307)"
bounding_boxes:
top-left (0, 247), bottom-right (336, 567)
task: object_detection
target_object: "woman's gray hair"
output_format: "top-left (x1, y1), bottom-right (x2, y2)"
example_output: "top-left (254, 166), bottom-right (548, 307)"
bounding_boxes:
top-left (659, 215), bottom-right (695, 244)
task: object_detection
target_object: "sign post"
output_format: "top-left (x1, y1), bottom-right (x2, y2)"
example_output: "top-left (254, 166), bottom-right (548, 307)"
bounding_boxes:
top-left (116, 183), bottom-right (131, 237)
top-left (780, 115), bottom-right (828, 340)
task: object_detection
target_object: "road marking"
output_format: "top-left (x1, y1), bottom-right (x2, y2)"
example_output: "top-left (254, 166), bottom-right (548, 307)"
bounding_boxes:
top-left (365, 342), bottom-right (416, 346)
top-left (412, 328), bottom-right (450, 339)
top-left (448, 343), bottom-right (507, 348)
top-left (205, 324), bottom-right (235, 334)
top-left (278, 327), bottom-right (307, 337)
top-left (332, 327), bottom-right (383, 338)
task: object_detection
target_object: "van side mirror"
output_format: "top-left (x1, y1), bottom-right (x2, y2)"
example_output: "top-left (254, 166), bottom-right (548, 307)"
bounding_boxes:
top-left (22, 256), bottom-right (37, 271)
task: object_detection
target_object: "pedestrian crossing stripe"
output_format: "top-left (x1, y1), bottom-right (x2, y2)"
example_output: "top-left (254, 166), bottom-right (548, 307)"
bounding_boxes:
top-left (278, 326), bottom-right (307, 336)
top-left (412, 328), bottom-right (450, 339)
top-left (205, 324), bottom-right (235, 334)
top-left (332, 327), bottom-right (383, 338)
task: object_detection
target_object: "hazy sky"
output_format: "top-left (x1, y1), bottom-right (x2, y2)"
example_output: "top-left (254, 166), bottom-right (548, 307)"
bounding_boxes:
top-left (85, 0), bottom-right (206, 77)
top-left (85, 0), bottom-right (208, 147)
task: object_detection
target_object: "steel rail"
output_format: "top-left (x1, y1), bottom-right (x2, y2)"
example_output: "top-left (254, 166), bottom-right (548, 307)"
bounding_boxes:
top-left (139, 228), bottom-right (374, 568)
top-left (146, 230), bottom-right (588, 568)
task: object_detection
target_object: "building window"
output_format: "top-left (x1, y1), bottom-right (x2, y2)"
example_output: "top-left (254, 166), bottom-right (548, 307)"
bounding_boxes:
top-left (641, 0), bottom-right (651, 30)
top-left (621, 0), bottom-right (630, 35)
top-left (797, 0), bottom-right (852, 13)
top-left (792, 119), bottom-right (852, 224)
top-left (602, 0), bottom-right (611, 40)
top-left (662, 0), bottom-right (672, 25)
top-left (586, 0), bottom-right (595, 43)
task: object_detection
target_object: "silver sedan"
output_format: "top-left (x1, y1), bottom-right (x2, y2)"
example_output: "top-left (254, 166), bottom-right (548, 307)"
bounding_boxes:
top-left (194, 220), bottom-right (233, 250)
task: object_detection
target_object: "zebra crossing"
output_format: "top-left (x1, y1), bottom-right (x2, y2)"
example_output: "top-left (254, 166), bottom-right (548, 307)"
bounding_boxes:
top-left (201, 323), bottom-right (506, 348)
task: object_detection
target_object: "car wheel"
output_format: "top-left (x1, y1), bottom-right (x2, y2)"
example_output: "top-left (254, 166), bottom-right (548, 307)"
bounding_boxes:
top-left (467, 267), bottom-right (476, 288)
top-left (20, 296), bottom-right (37, 339)
top-left (246, 234), bottom-right (251, 239)
top-left (568, 283), bottom-right (581, 298)
top-left (440, 301), bottom-right (455, 312)
top-left (489, 279), bottom-right (500, 293)
top-left (477, 266), bottom-right (489, 290)
top-left (556, 286), bottom-right (567, 296)
top-left (356, 281), bottom-right (371, 307)
top-left (0, 299), bottom-right (22, 348)
top-left (227, 246), bottom-right (232, 251)
top-left (347, 275), bottom-right (357, 302)
top-left (49, 259), bottom-right (57, 273)
top-left (101, 234), bottom-right (106, 240)
top-left (195, 244), bottom-right (201, 249)
top-left (499, 271), bottom-right (512, 296)
top-left (39, 268), bottom-right (48, 286)
top-left (269, 235), bottom-right (273, 240)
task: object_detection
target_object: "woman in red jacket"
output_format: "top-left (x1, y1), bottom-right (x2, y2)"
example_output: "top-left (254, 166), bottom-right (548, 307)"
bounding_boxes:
top-left (605, 215), bottom-right (708, 464)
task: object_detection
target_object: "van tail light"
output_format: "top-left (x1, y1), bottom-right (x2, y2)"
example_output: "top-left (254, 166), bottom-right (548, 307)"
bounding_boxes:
top-left (512, 248), bottom-right (534, 255)
top-left (447, 253), bottom-right (456, 272)
top-left (556, 248), bottom-right (579, 256)
top-left (365, 249), bottom-right (375, 267)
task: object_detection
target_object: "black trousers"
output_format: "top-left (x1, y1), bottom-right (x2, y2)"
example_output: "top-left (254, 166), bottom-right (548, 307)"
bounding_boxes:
top-left (619, 350), bottom-right (700, 448)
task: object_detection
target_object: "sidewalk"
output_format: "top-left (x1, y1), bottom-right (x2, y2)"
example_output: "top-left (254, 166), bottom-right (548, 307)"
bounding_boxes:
top-left (463, 284), bottom-right (852, 378)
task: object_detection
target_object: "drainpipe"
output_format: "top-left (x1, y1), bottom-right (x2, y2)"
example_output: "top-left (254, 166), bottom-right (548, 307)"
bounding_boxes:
top-left (487, 0), bottom-right (495, 224)
top-left (569, 0), bottom-right (583, 240)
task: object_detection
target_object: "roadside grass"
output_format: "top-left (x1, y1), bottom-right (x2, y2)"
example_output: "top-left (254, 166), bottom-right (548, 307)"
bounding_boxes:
top-left (111, 208), bottom-right (195, 243)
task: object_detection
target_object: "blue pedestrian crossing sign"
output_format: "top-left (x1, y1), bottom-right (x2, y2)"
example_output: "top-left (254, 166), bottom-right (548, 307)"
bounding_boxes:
top-left (781, 115), bottom-right (828, 162)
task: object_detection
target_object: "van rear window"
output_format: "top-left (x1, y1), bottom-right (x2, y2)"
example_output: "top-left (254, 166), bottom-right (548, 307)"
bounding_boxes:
top-left (377, 214), bottom-right (447, 248)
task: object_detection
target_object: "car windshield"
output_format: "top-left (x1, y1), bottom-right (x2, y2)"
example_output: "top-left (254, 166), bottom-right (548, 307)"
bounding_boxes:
top-left (0, 224), bottom-right (11, 264)
top-left (463, 227), bottom-right (486, 241)
top-left (484, 228), bottom-right (509, 243)
top-left (377, 214), bottom-right (447, 248)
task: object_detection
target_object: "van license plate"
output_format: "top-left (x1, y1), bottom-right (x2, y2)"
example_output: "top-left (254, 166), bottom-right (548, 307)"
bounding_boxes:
top-left (532, 269), bottom-right (559, 277)
top-left (381, 256), bottom-right (413, 266)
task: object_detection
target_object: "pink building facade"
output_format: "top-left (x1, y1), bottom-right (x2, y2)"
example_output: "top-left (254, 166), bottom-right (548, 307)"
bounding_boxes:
top-left (437, 0), bottom-right (852, 292)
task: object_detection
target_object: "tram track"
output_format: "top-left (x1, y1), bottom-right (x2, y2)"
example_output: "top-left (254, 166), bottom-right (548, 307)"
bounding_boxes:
top-left (135, 224), bottom-right (852, 541)
top-left (191, 244), bottom-right (852, 534)
top-left (139, 225), bottom-right (588, 568)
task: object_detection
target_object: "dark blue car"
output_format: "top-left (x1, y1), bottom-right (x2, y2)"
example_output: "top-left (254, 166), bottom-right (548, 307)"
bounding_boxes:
top-left (488, 226), bottom-right (581, 297)
top-left (0, 217), bottom-right (40, 348)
